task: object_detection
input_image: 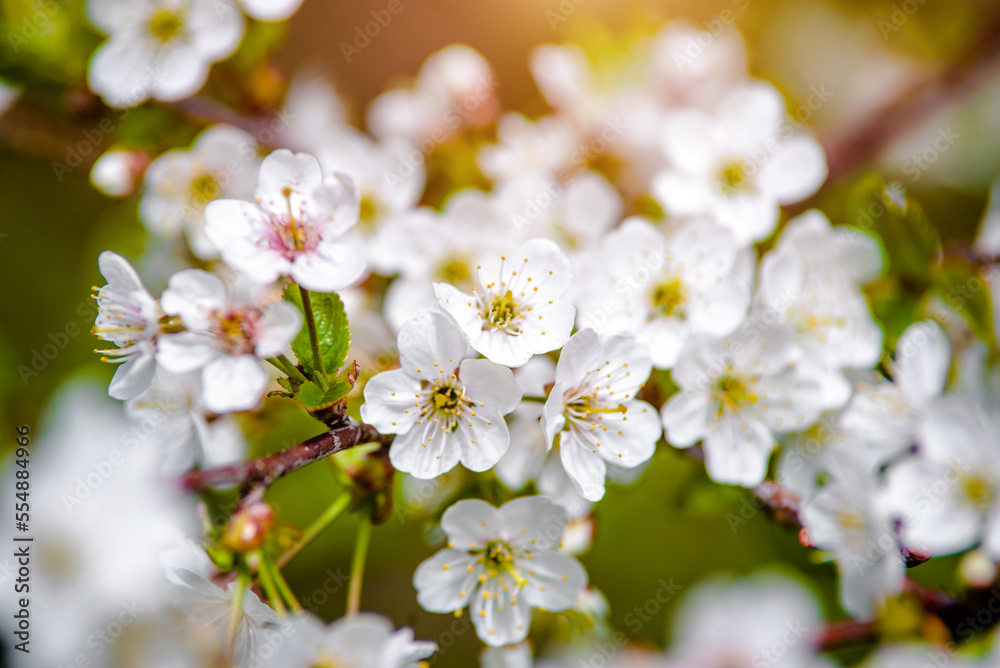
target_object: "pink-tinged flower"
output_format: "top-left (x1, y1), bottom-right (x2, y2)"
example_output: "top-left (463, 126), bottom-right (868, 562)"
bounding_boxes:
top-left (205, 149), bottom-right (365, 292)
top-left (157, 269), bottom-right (301, 413)
top-left (93, 251), bottom-right (162, 400)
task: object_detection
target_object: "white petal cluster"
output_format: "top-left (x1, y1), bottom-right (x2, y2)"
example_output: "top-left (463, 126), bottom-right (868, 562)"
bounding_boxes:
top-left (205, 149), bottom-right (366, 292)
top-left (361, 311), bottom-right (521, 478)
top-left (141, 124), bottom-right (259, 259)
top-left (435, 238), bottom-right (576, 367)
top-left (157, 269), bottom-right (301, 412)
top-left (70, 11), bottom-right (1000, 666)
top-left (414, 496), bottom-right (587, 646)
top-left (266, 613), bottom-right (435, 668)
top-left (85, 0), bottom-right (307, 108)
top-left (93, 251), bottom-right (162, 400)
top-left (87, 0), bottom-right (245, 108)
top-left (662, 320), bottom-right (826, 486)
top-left (542, 329), bottom-right (661, 501)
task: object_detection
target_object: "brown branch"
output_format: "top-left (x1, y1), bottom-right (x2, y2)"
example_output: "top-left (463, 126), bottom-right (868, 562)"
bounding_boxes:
top-left (179, 417), bottom-right (392, 492)
top-left (814, 620), bottom-right (880, 651)
top-left (802, 12), bottom-right (1000, 205)
top-left (165, 96), bottom-right (278, 138)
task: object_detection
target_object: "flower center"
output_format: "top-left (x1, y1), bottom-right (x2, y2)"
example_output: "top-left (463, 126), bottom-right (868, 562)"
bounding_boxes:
top-left (435, 256), bottom-right (472, 286)
top-left (190, 173), bottom-right (219, 206)
top-left (716, 158), bottom-right (754, 194)
top-left (484, 540), bottom-right (514, 567)
top-left (266, 214), bottom-right (319, 260)
top-left (358, 193), bottom-right (379, 228)
top-left (214, 309), bottom-right (256, 356)
top-left (424, 380), bottom-right (469, 432)
top-left (479, 539), bottom-right (527, 588)
top-left (836, 509), bottom-right (866, 532)
top-left (961, 474), bottom-right (995, 511)
top-left (147, 8), bottom-right (184, 43)
top-left (308, 656), bottom-right (342, 668)
top-left (649, 278), bottom-right (688, 318)
top-left (40, 534), bottom-right (80, 581)
top-left (486, 290), bottom-right (519, 329)
top-left (714, 374), bottom-right (757, 415)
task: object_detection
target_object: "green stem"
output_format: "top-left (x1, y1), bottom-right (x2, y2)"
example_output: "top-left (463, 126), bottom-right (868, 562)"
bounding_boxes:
top-left (267, 355), bottom-right (308, 383)
top-left (521, 395), bottom-right (548, 404)
top-left (264, 554), bottom-right (303, 615)
top-left (278, 491), bottom-right (352, 569)
top-left (256, 552), bottom-right (287, 617)
top-left (226, 568), bottom-right (250, 658)
top-left (298, 285), bottom-right (327, 387)
top-left (346, 516), bottom-right (372, 616)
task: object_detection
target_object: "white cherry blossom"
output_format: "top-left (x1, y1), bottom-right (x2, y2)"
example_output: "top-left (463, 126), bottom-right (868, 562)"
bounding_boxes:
top-left (413, 496), bottom-right (587, 646)
top-left (496, 170), bottom-right (622, 256)
top-left (205, 149), bottom-right (365, 292)
top-left (0, 382), bottom-right (195, 667)
top-left (157, 269), bottom-right (301, 413)
top-left (167, 567), bottom-right (283, 668)
top-left (756, 210), bottom-right (884, 406)
top-left (801, 458), bottom-right (905, 619)
top-left (477, 113), bottom-right (579, 184)
top-left (141, 124), bottom-right (258, 259)
top-left (664, 572), bottom-right (835, 668)
top-left (435, 238), bottom-right (576, 367)
top-left (575, 217), bottom-right (753, 369)
top-left (367, 44), bottom-right (497, 143)
top-left (126, 369), bottom-right (246, 475)
top-left (840, 320), bottom-right (951, 453)
top-left (360, 311), bottom-right (522, 478)
top-left (267, 613), bottom-right (435, 668)
top-left (86, 0), bottom-right (244, 108)
top-left (93, 250), bottom-right (162, 400)
top-left (884, 396), bottom-right (1000, 558)
top-left (661, 322), bottom-right (826, 487)
top-left (652, 82), bottom-right (827, 245)
top-left (542, 329), bottom-right (662, 501)
top-left (495, 357), bottom-right (592, 518)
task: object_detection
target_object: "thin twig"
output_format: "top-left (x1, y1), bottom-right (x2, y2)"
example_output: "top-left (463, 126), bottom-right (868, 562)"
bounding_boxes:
top-left (178, 418), bottom-right (392, 492)
top-left (790, 12), bottom-right (1000, 215)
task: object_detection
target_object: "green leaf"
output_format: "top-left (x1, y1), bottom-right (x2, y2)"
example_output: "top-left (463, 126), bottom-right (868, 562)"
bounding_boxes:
top-left (932, 257), bottom-right (997, 348)
top-left (294, 381), bottom-right (353, 411)
top-left (275, 376), bottom-right (298, 393)
top-left (284, 286), bottom-right (351, 380)
top-left (846, 173), bottom-right (941, 283)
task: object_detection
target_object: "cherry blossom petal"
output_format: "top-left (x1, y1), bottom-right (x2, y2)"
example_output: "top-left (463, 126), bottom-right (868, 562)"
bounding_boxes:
top-left (460, 359), bottom-right (522, 414)
top-left (201, 355), bottom-right (267, 413)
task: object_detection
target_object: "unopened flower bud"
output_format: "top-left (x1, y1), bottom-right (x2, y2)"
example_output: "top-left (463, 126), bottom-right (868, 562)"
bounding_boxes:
top-left (221, 501), bottom-right (274, 553)
top-left (959, 549), bottom-right (997, 588)
top-left (90, 149), bottom-right (149, 197)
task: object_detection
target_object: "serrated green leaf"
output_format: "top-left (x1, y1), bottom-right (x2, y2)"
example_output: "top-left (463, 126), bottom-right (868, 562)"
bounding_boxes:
top-left (284, 286), bottom-right (351, 380)
top-left (294, 380), bottom-right (353, 410)
top-left (846, 173), bottom-right (941, 282)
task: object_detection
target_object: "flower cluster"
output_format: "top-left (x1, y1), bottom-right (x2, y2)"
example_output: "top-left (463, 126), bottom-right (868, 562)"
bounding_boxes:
top-left (13, 2), bottom-right (999, 667)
